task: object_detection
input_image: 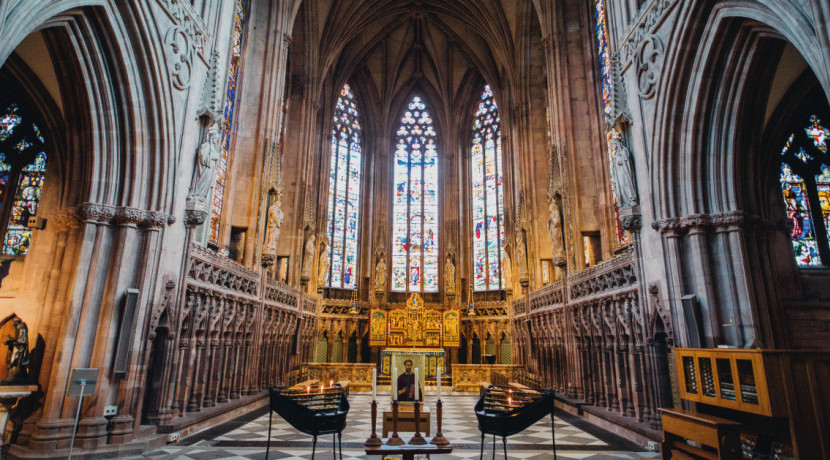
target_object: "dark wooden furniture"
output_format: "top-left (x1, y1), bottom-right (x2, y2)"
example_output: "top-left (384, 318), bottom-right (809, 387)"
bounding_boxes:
top-left (382, 403), bottom-right (430, 437)
top-left (668, 348), bottom-right (830, 459)
top-left (658, 408), bottom-right (741, 459)
top-left (474, 385), bottom-right (557, 460)
top-left (364, 443), bottom-right (453, 460)
top-left (266, 386), bottom-right (349, 460)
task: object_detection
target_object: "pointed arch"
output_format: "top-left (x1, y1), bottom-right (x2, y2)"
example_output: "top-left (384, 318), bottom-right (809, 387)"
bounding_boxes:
top-left (391, 94), bottom-right (439, 292)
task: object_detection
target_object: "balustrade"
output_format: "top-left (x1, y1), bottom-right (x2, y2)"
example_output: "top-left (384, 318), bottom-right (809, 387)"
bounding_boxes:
top-left (143, 244), bottom-right (317, 431)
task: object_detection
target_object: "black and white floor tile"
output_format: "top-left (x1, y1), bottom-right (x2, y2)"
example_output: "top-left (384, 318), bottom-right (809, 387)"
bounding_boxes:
top-left (142, 393), bottom-right (659, 460)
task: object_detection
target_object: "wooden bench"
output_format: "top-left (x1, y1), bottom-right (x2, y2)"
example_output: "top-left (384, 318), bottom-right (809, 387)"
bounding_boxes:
top-left (658, 408), bottom-right (741, 460)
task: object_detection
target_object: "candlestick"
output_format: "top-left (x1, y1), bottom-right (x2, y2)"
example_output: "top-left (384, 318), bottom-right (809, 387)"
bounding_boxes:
top-left (430, 399), bottom-right (449, 447)
top-left (414, 368), bottom-right (419, 400)
top-left (371, 368), bottom-right (377, 401)
top-left (392, 367), bottom-right (398, 401)
top-left (363, 400), bottom-right (382, 447)
top-left (386, 400), bottom-right (404, 445)
top-left (409, 400), bottom-right (427, 445)
top-left (437, 366), bottom-right (441, 400)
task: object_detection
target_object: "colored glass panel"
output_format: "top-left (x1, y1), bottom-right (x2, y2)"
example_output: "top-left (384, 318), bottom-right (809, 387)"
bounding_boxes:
top-left (817, 164), bottom-right (830, 248)
top-left (781, 163), bottom-right (819, 265)
top-left (210, 0), bottom-right (247, 245)
top-left (392, 96), bottom-right (439, 292)
top-left (593, 0), bottom-right (612, 116)
top-left (471, 85), bottom-right (504, 290)
top-left (805, 115), bottom-right (828, 153)
top-left (324, 83), bottom-right (362, 289)
top-left (3, 152), bottom-right (46, 255)
top-left (0, 105), bottom-right (21, 142)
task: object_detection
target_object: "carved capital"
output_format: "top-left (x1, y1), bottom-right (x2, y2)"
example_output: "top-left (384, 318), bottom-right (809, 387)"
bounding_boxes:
top-left (143, 211), bottom-right (169, 228)
top-left (113, 207), bottom-right (144, 226)
top-left (184, 209), bottom-right (208, 227)
top-left (78, 203), bottom-right (116, 224)
top-left (51, 208), bottom-right (80, 231)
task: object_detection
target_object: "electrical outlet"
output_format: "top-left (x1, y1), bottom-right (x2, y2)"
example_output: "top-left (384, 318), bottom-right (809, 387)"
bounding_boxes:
top-left (167, 431), bottom-right (180, 443)
top-left (647, 440), bottom-right (659, 451)
top-left (103, 405), bottom-right (118, 417)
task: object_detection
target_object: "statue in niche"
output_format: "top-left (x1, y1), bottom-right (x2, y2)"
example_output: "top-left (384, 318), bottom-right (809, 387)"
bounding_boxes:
top-left (3, 318), bottom-right (29, 384)
top-left (501, 245), bottom-right (513, 290)
top-left (609, 135), bottom-right (638, 207)
top-left (318, 237), bottom-right (330, 285)
top-left (374, 253), bottom-right (387, 292)
top-left (444, 253), bottom-right (455, 294)
top-left (548, 196), bottom-right (563, 254)
top-left (188, 124), bottom-right (221, 208)
top-left (263, 190), bottom-right (284, 255)
top-left (515, 231), bottom-right (528, 278)
top-left (301, 234), bottom-right (315, 280)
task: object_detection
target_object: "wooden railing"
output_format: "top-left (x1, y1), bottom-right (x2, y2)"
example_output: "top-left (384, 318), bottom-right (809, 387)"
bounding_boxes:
top-left (142, 244), bottom-right (318, 431)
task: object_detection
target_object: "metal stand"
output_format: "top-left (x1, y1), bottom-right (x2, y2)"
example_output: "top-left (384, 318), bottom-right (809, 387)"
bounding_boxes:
top-left (364, 400), bottom-right (382, 447)
top-left (386, 400), bottom-right (404, 445)
top-left (408, 401), bottom-right (426, 445)
top-left (265, 409), bottom-right (273, 460)
top-left (551, 403), bottom-right (558, 460)
top-left (430, 399), bottom-right (449, 446)
top-left (66, 368), bottom-right (98, 460)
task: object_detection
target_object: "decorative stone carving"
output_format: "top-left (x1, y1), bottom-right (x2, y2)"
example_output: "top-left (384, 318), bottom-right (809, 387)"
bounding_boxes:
top-left (142, 211), bottom-right (169, 228)
top-left (300, 233), bottom-right (315, 283)
top-left (609, 134), bottom-right (639, 207)
top-left (184, 209), bottom-right (208, 227)
top-left (317, 236), bottom-right (330, 286)
top-left (197, 50), bottom-right (221, 121)
top-left (113, 207), bottom-right (144, 226)
top-left (157, 0), bottom-right (209, 89)
top-left (515, 231), bottom-right (528, 285)
top-left (187, 124), bottom-right (221, 211)
top-left (3, 318), bottom-right (29, 384)
top-left (501, 243), bottom-right (513, 292)
top-left (78, 203), bottom-right (116, 223)
top-left (262, 189), bottom-right (284, 255)
top-left (635, 34), bottom-right (664, 98)
top-left (51, 208), bottom-right (79, 231)
top-left (548, 195), bottom-right (564, 256)
top-left (621, 0), bottom-right (678, 63)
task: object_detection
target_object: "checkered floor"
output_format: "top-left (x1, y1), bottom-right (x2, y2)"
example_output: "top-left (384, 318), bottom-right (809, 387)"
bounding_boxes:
top-left (143, 392), bottom-right (659, 459)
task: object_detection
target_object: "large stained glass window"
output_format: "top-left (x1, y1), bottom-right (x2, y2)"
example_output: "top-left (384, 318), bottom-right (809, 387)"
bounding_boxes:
top-left (324, 83), bottom-right (362, 289)
top-left (471, 85), bottom-right (505, 290)
top-left (780, 115), bottom-right (830, 266)
top-left (210, 0), bottom-right (247, 245)
top-left (0, 104), bottom-right (47, 255)
top-left (392, 96), bottom-right (439, 292)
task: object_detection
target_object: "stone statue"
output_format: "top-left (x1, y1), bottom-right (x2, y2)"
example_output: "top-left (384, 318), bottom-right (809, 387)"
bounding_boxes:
top-left (188, 124), bottom-right (221, 207)
top-left (3, 318), bottom-right (29, 384)
top-left (444, 254), bottom-right (455, 293)
top-left (301, 234), bottom-right (315, 279)
top-left (318, 238), bottom-right (330, 284)
top-left (548, 197), bottom-right (563, 253)
top-left (263, 192), bottom-right (284, 255)
top-left (609, 136), bottom-right (638, 207)
top-left (501, 246), bottom-right (513, 289)
top-left (515, 232), bottom-right (528, 278)
top-left (374, 254), bottom-right (387, 292)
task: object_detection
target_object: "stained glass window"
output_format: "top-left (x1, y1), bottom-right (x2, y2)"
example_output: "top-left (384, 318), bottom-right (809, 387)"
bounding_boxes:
top-left (392, 96), bottom-right (439, 292)
top-left (324, 83), bottom-right (362, 289)
top-left (471, 85), bottom-right (505, 291)
top-left (780, 115), bottom-right (830, 266)
top-left (0, 104), bottom-right (47, 255)
top-left (210, 0), bottom-right (247, 245)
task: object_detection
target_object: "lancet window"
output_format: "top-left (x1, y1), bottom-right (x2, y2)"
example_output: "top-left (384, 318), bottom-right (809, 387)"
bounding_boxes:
top-left (392, 96), bottom-right (439, 292)
top-left (779, 114), bottom-right (830, 266)
top-left (324, 83), bottom-right (362, 289)
top-left (0, 104), bottom-right (47, 255)
top-left (210, 0), bottom-right (247, 245)
top-left (471, 85), bottom-right (505, 291)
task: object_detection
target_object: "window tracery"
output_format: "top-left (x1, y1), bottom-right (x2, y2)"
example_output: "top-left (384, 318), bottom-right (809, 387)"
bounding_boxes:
top-left (324, 83), bottom-right (362, 289)
top-left (471, 85), bottom-right (505, 291)
top-left (780, 115), bottom-right (830, 266)
top-left (209, 0), bottom-right (247, 245)
top-left (392, 96), bottom-right (439, 292)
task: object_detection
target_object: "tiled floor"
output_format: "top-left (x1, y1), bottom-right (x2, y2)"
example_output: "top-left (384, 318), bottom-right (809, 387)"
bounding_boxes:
top-left (143, 393), bottom-right (659, 459)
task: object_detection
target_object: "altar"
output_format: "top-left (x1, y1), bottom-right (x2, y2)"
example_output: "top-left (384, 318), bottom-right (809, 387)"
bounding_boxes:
top-left (381, 349), bottom-right (445, 378)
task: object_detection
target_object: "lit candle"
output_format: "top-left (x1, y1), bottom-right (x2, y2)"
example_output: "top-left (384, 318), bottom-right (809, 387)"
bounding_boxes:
top-left (414, 368), bottom-right (419, 400)
top-left (330, 380), bottom-right (334, 388)
top-left (508, 397), bottom-right (512, 406)
top-left (372, 368), bottom-right (377, 401)
top-left (306, 386), bottom-right (310, 394)
top-left (436, 366), bottom-right (441, 400)
top-left (320, 385), bottom-right (324, 394)
top-left (392, 367), bottom-right (398, 401)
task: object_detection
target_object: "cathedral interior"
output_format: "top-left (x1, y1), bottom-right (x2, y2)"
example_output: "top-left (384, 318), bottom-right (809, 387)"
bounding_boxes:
top-left (0, 0), bottom-right (828, 458)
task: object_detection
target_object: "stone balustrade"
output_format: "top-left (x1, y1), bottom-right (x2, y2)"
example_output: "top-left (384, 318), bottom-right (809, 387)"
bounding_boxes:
top-left (451, 364), bottom-right (532, 392)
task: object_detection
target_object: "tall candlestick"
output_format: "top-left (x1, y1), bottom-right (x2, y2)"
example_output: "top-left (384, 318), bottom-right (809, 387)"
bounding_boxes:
top-left (392, 367), bottom-right (398, 401)
top-left (371, 368), bottom-right (377, 401)
top-left (437, 366), bottom-right (441, 399)
top-left (414, 368), bottom-right (419, 400)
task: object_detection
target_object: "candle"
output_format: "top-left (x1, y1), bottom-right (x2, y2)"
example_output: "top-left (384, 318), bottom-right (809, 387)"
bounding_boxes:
top-left (392, 367), bottom-right (398, 401)
top-left (508, 397), bottom-right (512, 406)
top-left (372, 368), bottom-right (377, 401)
top-left (330, 380), bottom-right (334, 388)
top-left (320, 385), bottom-right (324, 394)
top-left (436, 366), bottom-right (441, 400)
top-left (414, 368), bottom-right (419, 400)
top-left (306, 386), bottom-right (310, 394)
